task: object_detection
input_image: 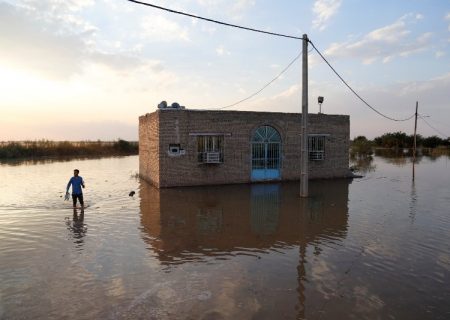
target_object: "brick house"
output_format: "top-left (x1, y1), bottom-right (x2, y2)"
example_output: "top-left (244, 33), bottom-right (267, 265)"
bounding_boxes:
top-left (139, 105), bottom-right (350, 188)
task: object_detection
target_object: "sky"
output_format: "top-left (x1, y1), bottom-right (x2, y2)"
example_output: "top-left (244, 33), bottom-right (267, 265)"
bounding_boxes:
top-left (1, 0), bottom-right (449, 140)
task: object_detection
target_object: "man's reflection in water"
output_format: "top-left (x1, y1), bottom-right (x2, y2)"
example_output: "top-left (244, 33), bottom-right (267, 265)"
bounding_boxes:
top-left (138, 179), bottom-right (350, 319)
top-left (66, 208), bottom-right (87, 248)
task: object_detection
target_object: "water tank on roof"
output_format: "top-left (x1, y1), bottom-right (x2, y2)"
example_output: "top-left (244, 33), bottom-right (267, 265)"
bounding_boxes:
top-left (158, 101), bottom-right (168, 109)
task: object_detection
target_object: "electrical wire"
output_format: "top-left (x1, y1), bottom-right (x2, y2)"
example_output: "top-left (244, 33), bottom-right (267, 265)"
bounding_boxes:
top-left (420, 116), bottom-right (450, 130)
top-left (126, 0), bottom-right (422, 122)
top-left (126, 0), bottom-right (303, 40)
top-left (309, 40), bottom-right (416, 122)
top-left (211, 49), bottom-right (306, 110)
top-left (418, 115), bottom-right (449, 138)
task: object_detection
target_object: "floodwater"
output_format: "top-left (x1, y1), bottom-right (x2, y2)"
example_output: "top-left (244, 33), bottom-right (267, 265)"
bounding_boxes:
top-left (0, 154), bottom-right (449, 320)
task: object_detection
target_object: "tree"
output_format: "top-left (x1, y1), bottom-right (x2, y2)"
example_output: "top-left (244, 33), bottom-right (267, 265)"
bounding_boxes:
top-left (351, 136), bottom-right (373, 157)
top-left (422, 136), bottom-right (443, 148)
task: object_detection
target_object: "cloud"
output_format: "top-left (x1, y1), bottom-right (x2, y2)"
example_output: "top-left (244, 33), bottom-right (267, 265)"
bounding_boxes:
top-left (215, 45), bottom-right (231, 56)
top-left (0, 120), bottom-right (138, 141)
top-left (89, 52), bottom-right (164, 75)
top-left (435, 50), bottom-right (445, 58)
top-left (0, 1), bottom-right (169, 80)
top-left (397, 72), bottom-right (450, 97)
top-left (446, 12), bottom-right (450, 31)
top-left (196, 0), bottom-right (255, 20)
top-left (323, 15), bottom-right (432, 64)
top-left (224, 70), bottom-right (450, 138)
top-left (222, 84), bottom-right (301, 112)
top-left (18, 0), bottom-right (96, 33)
top-left (140, 15), bottom-right (190, 42)
top-left (271, 84), bottom-right (300, 100)
top-left (0, 2), bottom-right (88, 79)
top-left (231, 0), bottom-right (256, 14)
top-left (312, 0), bottom-right (342, 31)
top-left (365, 20), bottom-right (410, 43)
top-left (322, 72), bottom-right (450, 137)
top-left (197, 0), bottom-right (255, 12)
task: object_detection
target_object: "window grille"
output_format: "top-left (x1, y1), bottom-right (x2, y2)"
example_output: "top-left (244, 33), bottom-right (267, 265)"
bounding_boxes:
top-left (308, 135), bottom-right (326, 161)
top-left (197, 135), bottom-right (224, 163)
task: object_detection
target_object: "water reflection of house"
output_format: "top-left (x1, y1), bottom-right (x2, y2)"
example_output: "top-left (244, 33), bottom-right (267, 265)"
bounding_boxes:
top-left (139, 179), bottom-right (350, 319)
top-left (139, 179), bottom-right (350, 265)
top-left (139, 106), bottom-right (350, 187)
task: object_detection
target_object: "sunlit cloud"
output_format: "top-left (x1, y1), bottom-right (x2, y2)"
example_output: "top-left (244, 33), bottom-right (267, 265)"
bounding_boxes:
top-left (271, 84), bottom-right (300, 99)
top-left (0, 1), bottom-right (448, 141)
top-left (0, 119), bottom-right (137, 141)
top-left (398, 72), bottom-right (450, 96)
top-left (17, 0), bottom-right (97, 33)
top-left (0, 1), bottom-right (171, 81)
top-left (0, 2), bottom-right (89, 79)
top-left (312, 0), bottom-right (342, 31)
top-left (364, 20), bottom-right (410, 43)
top-left (323, 14), bottom-right (431, 64)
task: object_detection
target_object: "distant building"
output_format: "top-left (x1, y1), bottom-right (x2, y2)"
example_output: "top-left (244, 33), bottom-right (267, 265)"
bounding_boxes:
top-left (139, 104), bottom-right (350, 188)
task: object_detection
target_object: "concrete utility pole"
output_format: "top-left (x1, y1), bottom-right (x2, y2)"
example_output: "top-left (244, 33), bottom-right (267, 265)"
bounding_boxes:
top-left (413, 101), bottom-right (418, 162)
top-left (300, 34), bottom-right (309, 197)
top-left (413, 101), bottom-right (418, 181)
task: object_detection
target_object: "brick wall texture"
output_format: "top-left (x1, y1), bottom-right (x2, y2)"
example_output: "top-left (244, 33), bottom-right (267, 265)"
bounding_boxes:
top-left (139, 109), bottom-right (350, 188)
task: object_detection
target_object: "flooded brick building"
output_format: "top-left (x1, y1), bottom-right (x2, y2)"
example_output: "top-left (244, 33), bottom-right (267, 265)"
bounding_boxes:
top-left (139, 106), bottom-right (350, 188)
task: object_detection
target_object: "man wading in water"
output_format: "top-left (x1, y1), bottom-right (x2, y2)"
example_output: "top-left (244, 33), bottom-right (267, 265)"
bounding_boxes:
top-left (66, 169), bottom-right (85, 209)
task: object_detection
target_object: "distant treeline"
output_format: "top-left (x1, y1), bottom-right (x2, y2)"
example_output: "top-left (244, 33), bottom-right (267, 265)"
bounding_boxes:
top-left (351, 132), bottom-right (450, 157)
top-left (0, 139), bottom-right (138, 159)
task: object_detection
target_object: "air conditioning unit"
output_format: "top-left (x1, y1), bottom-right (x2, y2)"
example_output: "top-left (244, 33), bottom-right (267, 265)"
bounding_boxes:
top-left (204, 152), bottom-right (221, 163)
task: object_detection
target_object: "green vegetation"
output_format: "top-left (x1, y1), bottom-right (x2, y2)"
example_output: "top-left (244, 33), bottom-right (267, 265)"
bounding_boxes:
top-left (350, 136), bottom-right (374, 158)
top-left (373, 132), bottom-right (450, 149)
top-left (351, 132), bottom-right (450, 160)
top-left (0, 139), bottom-right (138, 159)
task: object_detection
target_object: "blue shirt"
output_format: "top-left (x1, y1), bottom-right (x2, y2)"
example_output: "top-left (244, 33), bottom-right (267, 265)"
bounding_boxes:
top-left (67, 176), bottom-right (84, 195)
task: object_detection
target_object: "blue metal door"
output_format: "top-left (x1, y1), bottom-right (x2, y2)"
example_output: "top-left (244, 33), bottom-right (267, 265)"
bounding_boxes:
top-left (251, 126), bottom-right (281, 180)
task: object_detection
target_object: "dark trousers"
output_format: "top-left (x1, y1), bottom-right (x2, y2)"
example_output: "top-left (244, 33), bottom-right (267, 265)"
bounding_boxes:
top-left (72, 194), bottom-right (84, 207)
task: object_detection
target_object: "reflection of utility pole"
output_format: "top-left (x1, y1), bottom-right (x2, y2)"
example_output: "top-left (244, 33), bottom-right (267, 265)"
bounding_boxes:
top-left (409, 177), bottom-right (417, 224)
top-left (296, 198), bottom-right (308, 319)
top-left (297, 242), bottom-right (306, 319)
top-left (300, 34), bottom-right (309, 197)
top-left (413, 101), bottom-right (418, 181)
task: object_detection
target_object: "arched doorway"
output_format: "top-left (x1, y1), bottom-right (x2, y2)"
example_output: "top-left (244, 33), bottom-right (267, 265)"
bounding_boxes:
top-left (251, 125), bottom-right (281, 180)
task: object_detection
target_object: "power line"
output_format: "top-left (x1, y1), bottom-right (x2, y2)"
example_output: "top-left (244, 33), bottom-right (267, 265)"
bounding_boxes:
top-left (309, 40), bottom-right (416, 122)
top-left (126, 0), bottom-right (421, 122)
top-left (418, 115), bottom-right (449, 138)
top-left (126, 0), bottom-right (303, 40)
top-left (422, 116), bottom-right (450, 131)
top-left (211, 49), bottom-right (305, 110)
top-left (126, 0), bottom-right (305, 109)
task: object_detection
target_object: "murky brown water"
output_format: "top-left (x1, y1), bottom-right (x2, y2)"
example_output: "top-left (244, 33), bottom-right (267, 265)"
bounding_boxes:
top-left (1, 154), bottom-right (449, 319)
